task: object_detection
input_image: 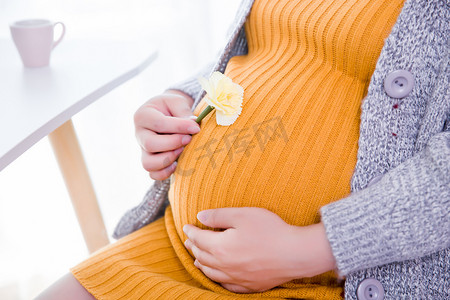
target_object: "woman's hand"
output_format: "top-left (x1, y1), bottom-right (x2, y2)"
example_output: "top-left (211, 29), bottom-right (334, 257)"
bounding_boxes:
top-left (134, 90), bottom-right (200, 180)
top-left (183, 207), bottom-right (337, 293)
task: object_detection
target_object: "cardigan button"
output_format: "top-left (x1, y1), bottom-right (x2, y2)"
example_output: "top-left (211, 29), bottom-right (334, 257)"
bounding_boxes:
top-left (357, 278), bottom-right (385, 300)
top-left (384, 70), bottom-right (414, 98)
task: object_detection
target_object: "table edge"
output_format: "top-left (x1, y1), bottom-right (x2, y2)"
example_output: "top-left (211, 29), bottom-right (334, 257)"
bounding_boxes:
top-left (0, 51), bottom-right (158, 172)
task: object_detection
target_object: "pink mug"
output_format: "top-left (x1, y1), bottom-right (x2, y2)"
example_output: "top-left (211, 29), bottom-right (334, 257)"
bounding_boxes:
top-left (10, 19), bottom-right (66, 68)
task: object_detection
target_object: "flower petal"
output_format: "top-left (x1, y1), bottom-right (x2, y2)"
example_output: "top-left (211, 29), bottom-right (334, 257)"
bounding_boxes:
top-left (198, 77), bottom-right (213, 96)
top-left (198, 71), bottom-right (244, 126)
top-left (216, 111), bottom-right (240, 126)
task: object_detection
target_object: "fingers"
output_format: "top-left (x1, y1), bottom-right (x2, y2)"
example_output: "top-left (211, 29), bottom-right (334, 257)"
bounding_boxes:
top-left (134, 92), bottom-right (199, 178)
top-left (183, 224), bottom-right (221, 254)
top-left (134, 106), bottom-right (200, 135)
top-left (221, 283), bottom-right (253, 294)
top-left (142, 147), bottom-right (183, 170)
top-left (193, 258), bottom-right (254, 294)
top-left (196, 207), bottom-right (248, 229)
top-left (193, 260), bottom-right (233, 284)
top-left (185, 239), bottom-right (219, 268)
top-left (148, 161), bottom-right (178, 181)
top-left (136, 130), bottom-right (192, 153)
top-left (142, 146), bottom-right (183, 180)
top-left (165, 96), bottom-right (196, 119)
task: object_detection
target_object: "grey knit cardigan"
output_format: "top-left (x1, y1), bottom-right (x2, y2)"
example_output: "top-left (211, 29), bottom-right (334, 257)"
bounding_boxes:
top-left (113, 0), bottom-right (449, 298)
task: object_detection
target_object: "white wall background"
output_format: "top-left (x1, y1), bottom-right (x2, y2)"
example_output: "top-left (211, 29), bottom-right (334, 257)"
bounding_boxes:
top-left (0, 0), bottom-right (240, 298)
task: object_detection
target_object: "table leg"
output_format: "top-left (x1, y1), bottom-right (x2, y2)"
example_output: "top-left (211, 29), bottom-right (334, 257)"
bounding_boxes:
top-left (48, 119), bottom-right (109, 254)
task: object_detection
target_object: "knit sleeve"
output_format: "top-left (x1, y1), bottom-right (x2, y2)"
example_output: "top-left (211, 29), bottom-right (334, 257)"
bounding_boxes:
top-left (320, 130), bottom-right (450, 276)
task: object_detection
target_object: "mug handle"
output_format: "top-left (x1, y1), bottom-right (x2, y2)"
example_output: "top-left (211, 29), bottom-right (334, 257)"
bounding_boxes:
top-left (52, 22), bottom-right (66, 49)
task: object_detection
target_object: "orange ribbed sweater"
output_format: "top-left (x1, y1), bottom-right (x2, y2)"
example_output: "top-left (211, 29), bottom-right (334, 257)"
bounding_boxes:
top-left (170, 0), bottom-right (403, 296)
top-left (72, 0), bottom-right (404, 299)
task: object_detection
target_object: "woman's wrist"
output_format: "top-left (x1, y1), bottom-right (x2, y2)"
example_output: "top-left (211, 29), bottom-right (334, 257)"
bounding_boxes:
top-left (288, 222), bottom-right (337, 278)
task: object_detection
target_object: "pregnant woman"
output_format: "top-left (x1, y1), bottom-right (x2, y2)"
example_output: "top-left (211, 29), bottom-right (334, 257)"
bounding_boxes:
top-left (37, 0), bottom-right (449, 298)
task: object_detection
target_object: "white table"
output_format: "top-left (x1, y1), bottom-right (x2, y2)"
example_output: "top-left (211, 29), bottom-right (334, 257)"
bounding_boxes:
top-left (0, 38), bottom-right (157, 253)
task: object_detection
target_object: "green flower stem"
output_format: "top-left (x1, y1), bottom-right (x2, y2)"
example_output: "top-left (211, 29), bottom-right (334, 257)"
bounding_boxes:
top-left (195, 105), bottom-right (214, 123)
top-left (174, 106), bottom-right (213, 165)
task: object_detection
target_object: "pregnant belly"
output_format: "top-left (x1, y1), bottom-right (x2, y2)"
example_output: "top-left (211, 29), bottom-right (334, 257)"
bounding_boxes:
top-left (167, 101), bottom-right (357, 250)
top-left (168, 98), bottom-right (291, 237)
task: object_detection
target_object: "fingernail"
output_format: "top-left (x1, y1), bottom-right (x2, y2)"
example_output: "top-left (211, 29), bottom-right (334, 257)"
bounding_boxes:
top-left (174, 147), bottom-right (184, 156)
top-left (197, 210), bottom-right (210, 223)
top-left (187, 126), bottom-right (200, 134)
top-left (183, 224), bottom-right (189, 234)
top-left (181, 135), bottom-right (192, 145)
top-left (172, 161), bottom-right (177, 170)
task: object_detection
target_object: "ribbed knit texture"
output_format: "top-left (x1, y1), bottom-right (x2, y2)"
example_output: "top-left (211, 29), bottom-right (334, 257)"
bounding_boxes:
top-left (73, 208), bottom-right (290, 300)
top-left (170, 0), bottom-right (403, 297)
top-left (72, 0), bottom-right (405, 298)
